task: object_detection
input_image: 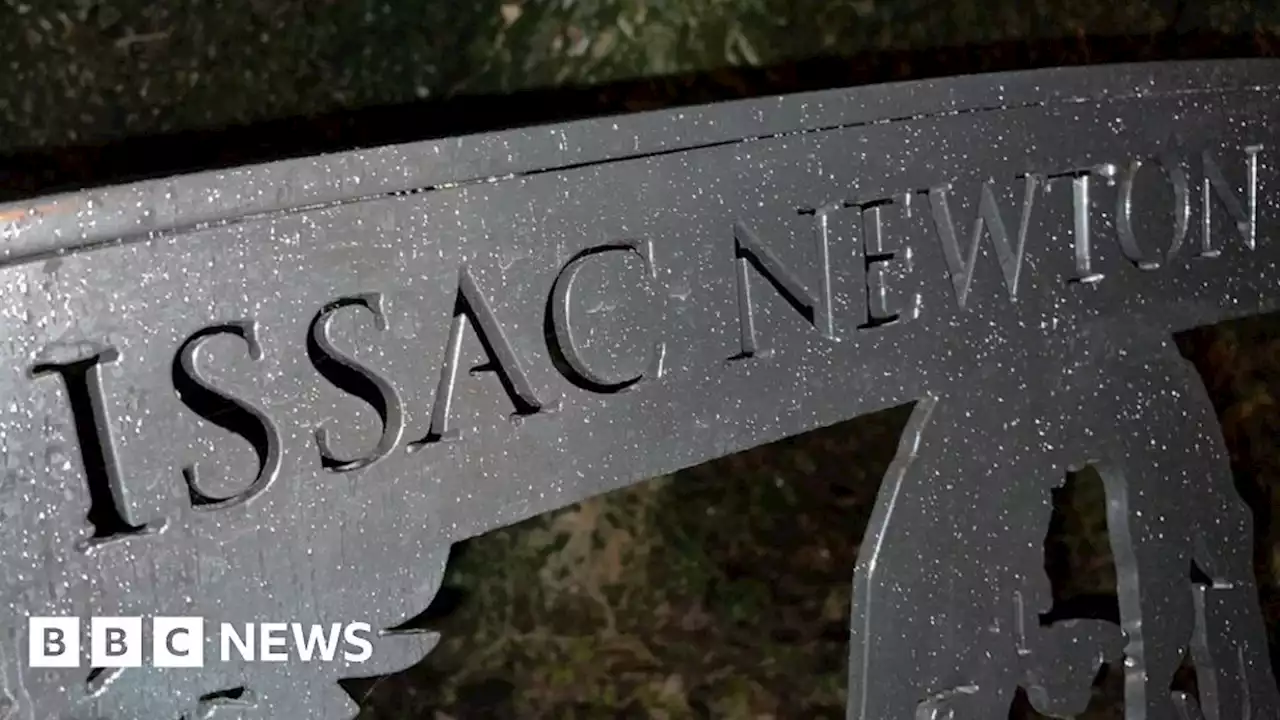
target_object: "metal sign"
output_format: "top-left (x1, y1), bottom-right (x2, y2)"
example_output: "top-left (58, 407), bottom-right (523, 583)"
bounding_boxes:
top-left (1, 59), bottom-right (1278, 719)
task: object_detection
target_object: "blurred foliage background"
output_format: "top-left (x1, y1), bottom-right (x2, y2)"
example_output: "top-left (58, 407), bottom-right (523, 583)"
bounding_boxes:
top-left (0, 0), bottom-right (1235, 152)
top-left (4, 0), bottom-right (1280, 198)
top-left (5, 1), bottom-right (1280, 718)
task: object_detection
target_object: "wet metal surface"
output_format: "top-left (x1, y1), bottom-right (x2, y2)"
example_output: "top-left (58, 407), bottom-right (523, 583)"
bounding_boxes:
top-left (0, 60), bottom-right (1278, 718)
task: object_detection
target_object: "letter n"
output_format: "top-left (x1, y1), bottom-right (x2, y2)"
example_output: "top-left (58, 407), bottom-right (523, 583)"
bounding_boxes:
top-left (732, 218), bottom-right (832, 358)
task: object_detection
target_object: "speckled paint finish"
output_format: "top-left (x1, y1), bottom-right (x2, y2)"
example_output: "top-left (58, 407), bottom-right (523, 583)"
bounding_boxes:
top-left (0, 60), bottom-right (1278, 718)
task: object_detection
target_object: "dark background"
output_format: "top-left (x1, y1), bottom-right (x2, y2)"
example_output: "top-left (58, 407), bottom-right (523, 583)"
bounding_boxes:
top-left (4, 1), bottom-right (1279, 200)
top-left (4, 2), bottom-right (1280, 718)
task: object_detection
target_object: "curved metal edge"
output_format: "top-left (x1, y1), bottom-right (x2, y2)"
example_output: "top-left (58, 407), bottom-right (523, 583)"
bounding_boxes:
top-left (1, 59), bottom-right (1276, 265)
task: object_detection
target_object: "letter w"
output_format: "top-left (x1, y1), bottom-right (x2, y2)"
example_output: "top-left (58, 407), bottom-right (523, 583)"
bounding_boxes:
top-left (291, 623), bottom-right (342, 662)
top-left (927, 176), bottom-right (1039, 310)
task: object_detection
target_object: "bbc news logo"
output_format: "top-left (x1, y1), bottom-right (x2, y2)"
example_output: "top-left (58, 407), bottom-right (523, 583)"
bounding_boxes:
top-left (28, 617), bottom-right (374, 668)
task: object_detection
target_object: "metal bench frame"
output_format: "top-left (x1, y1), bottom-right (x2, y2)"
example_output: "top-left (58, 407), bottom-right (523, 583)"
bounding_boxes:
top-left (1, 59), bottom-right (1278, 719)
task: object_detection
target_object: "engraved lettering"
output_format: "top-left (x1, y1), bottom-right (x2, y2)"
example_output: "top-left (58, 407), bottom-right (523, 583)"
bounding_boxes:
top-left (1200, 145), bottom-right (1262, 255)
top-left (307, 293), bottom-right (405, 472)
top-left (731, 217), bottom-right (832, 358)
top-left (412, 265), bottom-right (556, 446)
top-left (1115, 154), bottom-right (1191, 270)
top-left (1046, 165), bottom-right (1114, 284)
top-left (858, 199), bottom-right (921, 327)
top-left (173, 322), bottom-right (282, 510)
top-left (7, 66), bottom-right (1280, 720)
top-left (547, 240), bottom-right (665, 393)
top-left (31, 349), bottom-right (161, 550)
top-left (926, 176), bottom-right (1039, 309)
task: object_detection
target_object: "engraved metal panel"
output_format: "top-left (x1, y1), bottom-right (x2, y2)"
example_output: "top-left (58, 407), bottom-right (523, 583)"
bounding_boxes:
top-left (0, 60), bottom-right (1279, 718)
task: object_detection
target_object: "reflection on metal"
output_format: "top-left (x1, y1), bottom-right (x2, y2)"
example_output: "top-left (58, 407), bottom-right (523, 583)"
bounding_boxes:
top-left (0, 60), bottom-right (1278, 718)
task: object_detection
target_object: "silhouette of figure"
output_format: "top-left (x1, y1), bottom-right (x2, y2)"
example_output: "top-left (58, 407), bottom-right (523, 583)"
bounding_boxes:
top-left (847, 326), bottom-right (1279, 720)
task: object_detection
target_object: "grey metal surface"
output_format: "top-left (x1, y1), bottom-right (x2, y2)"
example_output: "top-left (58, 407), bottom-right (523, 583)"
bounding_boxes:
top-left (0, 59), bottom-right (1278, 718)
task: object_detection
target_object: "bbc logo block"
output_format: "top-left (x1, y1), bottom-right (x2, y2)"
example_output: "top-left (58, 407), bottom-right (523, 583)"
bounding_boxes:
top-left (89, 616), bottom-right (142, 667)
top-left (30, 616), bottom-right (202, 668)
top-left (28, 617), bottom-right (79, 668)
top-left (28, 617), bottom-right (374, 667)
top-left (153, 617), bottom-right (204, 667)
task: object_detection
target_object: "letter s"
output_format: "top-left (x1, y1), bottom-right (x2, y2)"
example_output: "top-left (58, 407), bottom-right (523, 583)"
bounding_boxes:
top-left (173, 322), bottom-right (282, 510)
top-left (342, 622), bottom-right (373, 663)
top-left (307, 294), bottom-right (405, 472)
